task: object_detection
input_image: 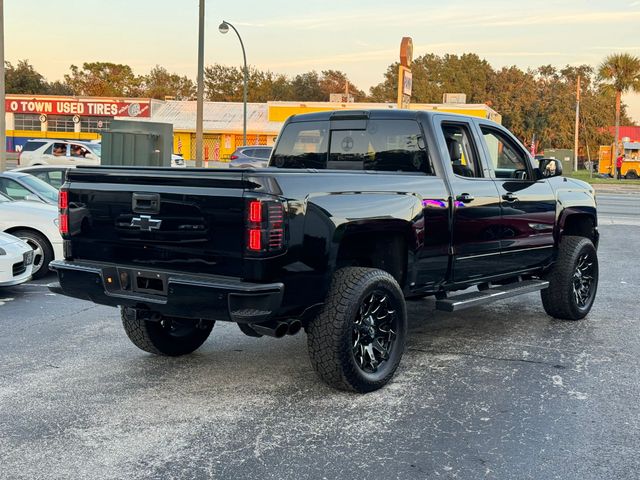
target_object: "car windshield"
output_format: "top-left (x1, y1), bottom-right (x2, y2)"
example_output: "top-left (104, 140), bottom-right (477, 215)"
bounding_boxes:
top-left (88, 144), bottom-right (101, 157)
top-left (19, 175), bottom-right (59, 203)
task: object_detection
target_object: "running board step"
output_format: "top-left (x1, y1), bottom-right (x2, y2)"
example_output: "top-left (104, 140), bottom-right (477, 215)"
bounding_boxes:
top-left (435, 279), bottom-right (549, 312)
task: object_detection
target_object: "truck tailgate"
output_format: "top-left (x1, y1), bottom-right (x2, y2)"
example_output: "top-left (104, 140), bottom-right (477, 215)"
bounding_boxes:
top-left (65, 167), bottom-right (249, 277)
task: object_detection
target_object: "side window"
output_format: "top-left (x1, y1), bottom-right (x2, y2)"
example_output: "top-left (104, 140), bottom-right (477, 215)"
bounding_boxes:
top-left (70, 144), bottom-right (88, 158)
top-left (481, 127), bottom-right (530, 179)
top-left (328, 120), bottom-right (433, 174)
top-left (0, 179), bottom-right (32, 200)
top-left (441, 123), bottom-right (483, 178)
top-left (256, 149), bottom-right (271, 159)
top-left (43, 171), bottom-right (64, 189)
top-left (46, 143), bottom-right (68, 157)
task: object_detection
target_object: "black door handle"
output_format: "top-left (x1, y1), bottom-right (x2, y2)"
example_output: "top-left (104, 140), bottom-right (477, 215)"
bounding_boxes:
top-left (502, 192), bottom-right (518, 202)
top-left (456, 193), bottom-right (475, 203)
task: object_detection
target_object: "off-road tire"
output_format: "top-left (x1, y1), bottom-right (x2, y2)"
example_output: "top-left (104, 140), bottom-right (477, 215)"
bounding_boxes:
top-left (13, 229), bottom-right (54, 279)
top-left (121, 307), bottom-right (214, 356)
top-left (541, 236), bottom-right (598, 320)
top-left (307, 267), bottom-right (407, 392)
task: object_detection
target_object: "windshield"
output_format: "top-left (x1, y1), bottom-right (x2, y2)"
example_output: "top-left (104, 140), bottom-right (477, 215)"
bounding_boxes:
top-left (0, 192), bottom-right (11, 202)
top-left (88, 143), bottom-right (101, 157)
top-left (19, 175), bottom-right (59, 203)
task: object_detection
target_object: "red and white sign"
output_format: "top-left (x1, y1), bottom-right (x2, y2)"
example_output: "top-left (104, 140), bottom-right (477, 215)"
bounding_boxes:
top-left (5, 97), bottom-right (151, 117)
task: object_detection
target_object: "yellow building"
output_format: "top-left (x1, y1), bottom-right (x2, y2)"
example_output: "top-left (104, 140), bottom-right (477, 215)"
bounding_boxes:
top-left (5, 95), bottom-right (501, 161)
top-left (141, 100), bottom-right (502, 161)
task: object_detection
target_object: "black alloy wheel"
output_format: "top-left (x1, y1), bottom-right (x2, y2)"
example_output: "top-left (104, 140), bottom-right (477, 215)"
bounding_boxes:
top-left (352, 291), bottom-right (399, 374)
top-left (307, 267), bottom-right (407, 392)
top-left (541, 236), bottom-right (598, 320)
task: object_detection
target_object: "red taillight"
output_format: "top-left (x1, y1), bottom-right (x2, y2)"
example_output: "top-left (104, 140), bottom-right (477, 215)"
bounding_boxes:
top-left (249, 201), bottom-right (262, 223)
top-left (248, 229), bottom-right (261, 251)
top-left (230, 155), bottom-right (239, 160)
top-left (59, 189), bottom-right (69, 235)
top-left (59, 214), bottom-right (69, 234)
top-left (59, 190), bottom-right (68, 209)
top-left (245, 198), bottom-right (285, 254)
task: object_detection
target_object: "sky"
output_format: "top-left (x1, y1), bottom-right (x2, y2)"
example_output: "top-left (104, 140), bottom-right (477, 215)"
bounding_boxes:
top-left (6, 0), bottom-right (640, 120)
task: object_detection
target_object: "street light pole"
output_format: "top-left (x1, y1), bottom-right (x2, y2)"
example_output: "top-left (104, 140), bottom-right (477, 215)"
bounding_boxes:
top-left (0, 0), bottom-right (6, 173)
top-left (219, 21), bottom-right (247, 146)
top-left (195, 0), bottom-right (205, 168)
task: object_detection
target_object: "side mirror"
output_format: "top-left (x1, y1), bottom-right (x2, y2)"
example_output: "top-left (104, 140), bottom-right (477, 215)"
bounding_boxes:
top-left (538, 158), bottom-right (563, 178)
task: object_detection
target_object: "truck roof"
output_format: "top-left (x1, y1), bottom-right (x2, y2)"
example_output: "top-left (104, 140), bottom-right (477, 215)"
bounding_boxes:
top-left (286, 108), bottom-right (480, 123)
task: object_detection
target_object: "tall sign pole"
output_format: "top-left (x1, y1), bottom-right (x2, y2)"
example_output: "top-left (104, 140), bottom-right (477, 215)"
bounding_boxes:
top-left (397, 37), bottom-right (413, 109)
top-left (195, 0), bottom-right (205, 168)
top-left (0, 0), bottom-right (6, 172)
top-left (574, 75), bottom-right (580, 172)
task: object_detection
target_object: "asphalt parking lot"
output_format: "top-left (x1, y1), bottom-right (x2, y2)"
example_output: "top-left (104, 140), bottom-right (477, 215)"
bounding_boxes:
top-left (1, 199), bottom-right (639, 479)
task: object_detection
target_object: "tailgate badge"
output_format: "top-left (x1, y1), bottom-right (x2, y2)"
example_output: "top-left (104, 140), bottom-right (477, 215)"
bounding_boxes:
top-left (131, 215), bottom-right (162, 231)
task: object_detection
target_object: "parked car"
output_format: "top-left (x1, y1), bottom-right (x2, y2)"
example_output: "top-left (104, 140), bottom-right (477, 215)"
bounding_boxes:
top-left (12, 165), bottom-right (75, 190)
top-left (0, 192), bottom-right (62, 279)
top-left (229, 146), bottom-right (272, 168)
top-left (0, 171), bottom-right (59, 204)
top-left (18, 139), bottom-right (101, 167)
top-left (171, 154), bottom-right (186, 168)
top-left (49, 110), bottom-right (599, 393)
top-left (0, 232), bottom-right (34, 287)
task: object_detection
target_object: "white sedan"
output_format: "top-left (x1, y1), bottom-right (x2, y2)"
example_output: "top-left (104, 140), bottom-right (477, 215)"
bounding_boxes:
top-left (0, 192), bottom-right (62, 279)
top-left (0, 232), bottom-right (35, 286)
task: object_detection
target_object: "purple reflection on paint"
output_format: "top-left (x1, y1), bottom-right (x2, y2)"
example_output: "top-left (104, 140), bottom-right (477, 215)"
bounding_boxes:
top-left (454, 201), bottom-right (466, 208)
top-left (422, 199), bottom-right (446, 208)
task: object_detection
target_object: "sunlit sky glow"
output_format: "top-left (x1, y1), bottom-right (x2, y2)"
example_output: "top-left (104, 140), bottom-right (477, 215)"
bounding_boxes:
top-left (6, 0), bottom-right (640, 120)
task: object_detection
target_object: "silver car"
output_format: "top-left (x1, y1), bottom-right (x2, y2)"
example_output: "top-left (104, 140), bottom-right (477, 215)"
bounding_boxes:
top-left (0, 192), bottom-right (63, 279)
top-left (0, 171), bottom-right (59, 205)
top-left (18, 139), bottom-right (101, 167)
top-left (229, 146), bottom-right (273, 168)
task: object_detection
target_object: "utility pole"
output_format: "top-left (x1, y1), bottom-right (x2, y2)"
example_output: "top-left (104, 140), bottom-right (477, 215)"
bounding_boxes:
top-left (574, 75), bottom-right (580, 172)
top-left (0, 0), bottom-right (6, 173)
top-left (195, 0), bottom-right (205, 168)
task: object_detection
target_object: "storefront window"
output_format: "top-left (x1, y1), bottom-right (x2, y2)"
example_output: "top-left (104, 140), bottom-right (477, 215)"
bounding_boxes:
top-left (80, 116), bottom-right (112, 133)
top-left (47, 115), bottom-right (75, 132)
top-left (14, 113), bottom-right (41, 131)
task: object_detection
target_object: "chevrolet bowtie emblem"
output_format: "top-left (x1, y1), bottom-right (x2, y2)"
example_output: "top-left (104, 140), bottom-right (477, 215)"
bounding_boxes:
top-left (130, 215), bottom-right (162, 231)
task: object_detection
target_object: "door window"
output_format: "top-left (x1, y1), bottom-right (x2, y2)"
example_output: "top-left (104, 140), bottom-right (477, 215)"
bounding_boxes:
top-left (441, 123), bottom-right (483, 178)
top-left (0, 178), bottom-right (32, 200)
top-left (44, 143), bottom-right (68, 157)
top-left (481, 127), bottom-right (530, 179)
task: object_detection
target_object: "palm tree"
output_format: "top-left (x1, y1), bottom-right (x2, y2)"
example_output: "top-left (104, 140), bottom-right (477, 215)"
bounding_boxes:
top-left (598, 53), bottom-right (640, 175)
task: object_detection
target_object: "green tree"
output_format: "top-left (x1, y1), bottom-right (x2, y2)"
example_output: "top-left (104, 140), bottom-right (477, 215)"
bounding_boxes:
top-left (598, 53), bottom-right (640, 159)
top-left (143, 65), bottom-right (195, 100)
top-left (290, 71), bottom-right (324, 101)
top-left (203, 64), bottom-right (244, 101)
top-left (319, 70), bottom-right (365, 101)
top-left (4, 59), bottom-right (48, 94)
top-left (64, 62), bottom-right (143, 97)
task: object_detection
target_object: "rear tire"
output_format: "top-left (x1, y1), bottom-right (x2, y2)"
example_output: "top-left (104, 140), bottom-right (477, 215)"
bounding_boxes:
top-left (12, 229), bottom-right (53, 279)
top-left (625, 170), bottom-right (638, 179)
top-left (541, 236), bottom-right (598, 320)
top-left (121, 307), bottom-right (214, 356)
top-left (307, 267), bottom-right (407, 392)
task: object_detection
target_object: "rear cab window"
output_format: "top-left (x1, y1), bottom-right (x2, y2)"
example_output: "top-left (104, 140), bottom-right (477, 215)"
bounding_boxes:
top-left (271, 119), bottom-right (433, 174)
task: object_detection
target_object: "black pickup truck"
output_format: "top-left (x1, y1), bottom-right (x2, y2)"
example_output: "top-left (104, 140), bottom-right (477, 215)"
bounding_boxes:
top-left (50, 110), bottom-right (599, 392)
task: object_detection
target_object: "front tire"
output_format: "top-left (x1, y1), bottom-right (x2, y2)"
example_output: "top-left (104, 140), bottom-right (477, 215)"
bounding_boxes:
top-left (541, 236), bottom-right (598, 320)
top-left (12, 229), bottom-right (53, 279)
top-left (307, 267), bottom-right (407, 392)
top-left (121, 307), bottom-right (214, 356)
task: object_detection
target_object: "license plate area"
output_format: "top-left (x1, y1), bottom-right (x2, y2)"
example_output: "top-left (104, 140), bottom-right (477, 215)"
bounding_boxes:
top-left (131, 269), bottom-right (168, 295)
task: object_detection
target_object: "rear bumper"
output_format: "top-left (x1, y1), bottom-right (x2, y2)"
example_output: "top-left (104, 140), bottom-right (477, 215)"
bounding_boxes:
top-left (49, 260), bottom-right (284, 323)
